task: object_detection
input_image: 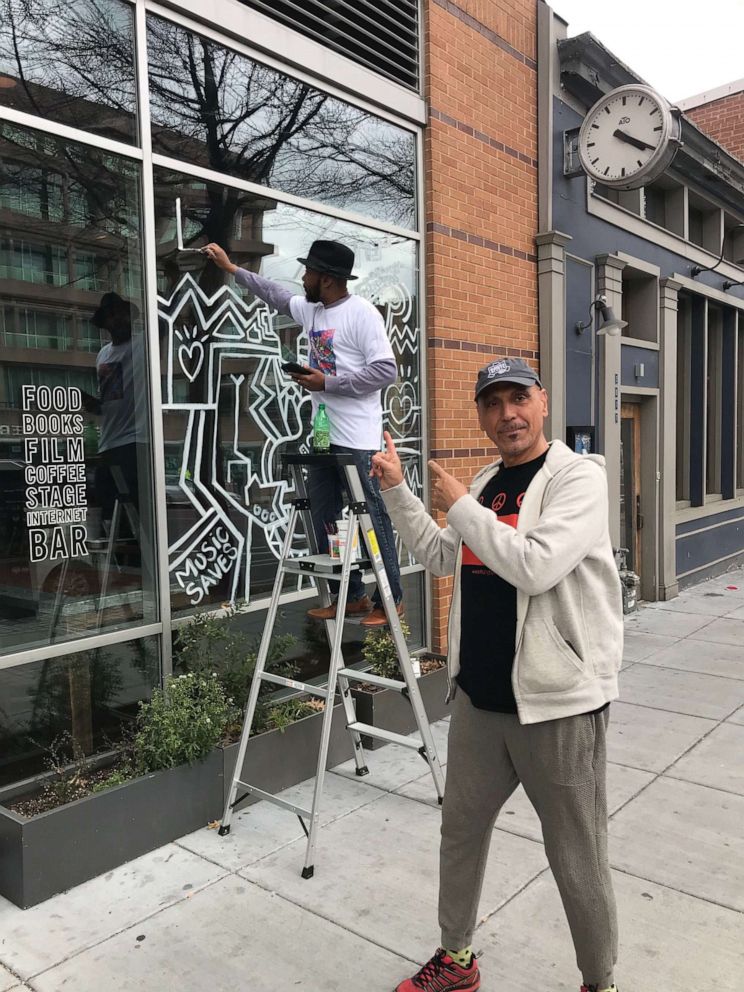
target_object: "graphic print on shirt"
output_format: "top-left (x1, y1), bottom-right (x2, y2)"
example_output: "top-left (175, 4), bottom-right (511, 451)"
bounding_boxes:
top-left (460, 487), bottom-right (524, 569)
top-left (309, 327), bottom-right (336, 376)
top-left (98, 361), bottom-right (124, 403)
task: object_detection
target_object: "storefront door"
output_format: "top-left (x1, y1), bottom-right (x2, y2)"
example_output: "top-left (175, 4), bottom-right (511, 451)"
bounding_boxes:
top-left (620, 402), bottom-right (642, 577)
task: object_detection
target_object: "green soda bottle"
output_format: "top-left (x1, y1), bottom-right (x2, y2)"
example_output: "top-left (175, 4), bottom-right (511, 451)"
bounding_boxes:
top-left (312, 403), bottom-right (331, 453)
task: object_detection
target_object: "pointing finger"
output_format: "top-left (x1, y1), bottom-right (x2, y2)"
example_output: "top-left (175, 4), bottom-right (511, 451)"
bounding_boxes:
top-left (428, 459), bottom-right (445, 477)
top-left (383, 431), bottom-right (398, 457)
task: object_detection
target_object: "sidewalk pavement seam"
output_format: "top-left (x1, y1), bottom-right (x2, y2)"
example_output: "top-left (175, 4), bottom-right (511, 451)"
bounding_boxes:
top-left (173, 783), bottom-right (390, 872)
top-left (471, 865), bottom-right (552, 937)
top-left (606, 695), bottom-right (744, 720)
top-left (605, 700), bottom-right (731, 822)
top-left (631, 659), bottom-right (744, 682)
top-left (232, 869), bottom-right (422, 968)
top-left (608, 864), bottom-right (744, 916)
top-left (14, 872), bottom-right (230, 984)
top-left (327, 766), bottom-right (438, 796)
top-left (0, 963), bottom-right (24, 987)
top-left (659, 774), bottom-right (744, 799)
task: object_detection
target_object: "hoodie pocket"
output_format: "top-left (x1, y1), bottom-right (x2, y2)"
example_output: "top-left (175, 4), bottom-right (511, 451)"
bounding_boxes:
top-left (517, 619), bottom-right (589, 695)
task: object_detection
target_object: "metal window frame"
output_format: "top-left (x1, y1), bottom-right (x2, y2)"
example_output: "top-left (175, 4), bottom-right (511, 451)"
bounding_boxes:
top-left (0, 624), bottom-right (162, 672)
top-left (151, 154), bottom-right (420, 242)
top-left (0, 0), bottom-right (429, 673)
top-left (134, 0), bottom-right (174, 680)
top-left (146, 0), bottom-right (426, 126)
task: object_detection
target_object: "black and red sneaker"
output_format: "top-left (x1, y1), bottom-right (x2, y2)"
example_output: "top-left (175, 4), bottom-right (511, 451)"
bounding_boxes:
top-left (394, 948), bottom-right (480, 991)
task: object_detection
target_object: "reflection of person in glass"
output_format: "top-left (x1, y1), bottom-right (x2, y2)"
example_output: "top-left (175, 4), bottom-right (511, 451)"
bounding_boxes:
top-left (204, 238), bottom-right (403, 627)
top-left (81, 292), bottom-right (143, 547)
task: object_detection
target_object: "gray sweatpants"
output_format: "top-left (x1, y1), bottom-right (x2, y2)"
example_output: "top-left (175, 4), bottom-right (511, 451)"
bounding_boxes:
top-left (440, 689), bottom-right (618, 989)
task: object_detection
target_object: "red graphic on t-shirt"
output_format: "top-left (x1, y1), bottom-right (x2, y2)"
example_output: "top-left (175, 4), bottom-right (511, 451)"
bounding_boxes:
top-left (516, 491), bottom-right (525, 508)
top-left (463, 503), bottom-right (519, 567)
top-left (491, 492), bottom-right (506, 512)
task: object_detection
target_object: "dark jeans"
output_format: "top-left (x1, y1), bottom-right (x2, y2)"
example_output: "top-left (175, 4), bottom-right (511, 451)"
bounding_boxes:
top-left (96, 442), bottom-right (140, 530)
top-left (307, 444), bottom-right (403, 607)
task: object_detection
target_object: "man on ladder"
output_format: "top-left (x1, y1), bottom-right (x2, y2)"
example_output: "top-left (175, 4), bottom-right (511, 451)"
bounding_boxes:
top-left (204, 238), bottom-right (403, 627)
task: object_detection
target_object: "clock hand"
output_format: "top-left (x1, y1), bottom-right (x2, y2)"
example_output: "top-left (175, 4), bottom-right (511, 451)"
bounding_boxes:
top-left (613, 128), bottom-right (655, 152)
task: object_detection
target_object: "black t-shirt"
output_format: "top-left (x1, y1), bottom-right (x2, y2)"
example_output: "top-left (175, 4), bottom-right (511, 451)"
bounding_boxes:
top-left (457, 450), bottom-right (548, 712)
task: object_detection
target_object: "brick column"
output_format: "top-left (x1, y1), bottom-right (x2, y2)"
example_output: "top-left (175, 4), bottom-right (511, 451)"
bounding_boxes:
top-left (424, 0), bottom-right (539, 651)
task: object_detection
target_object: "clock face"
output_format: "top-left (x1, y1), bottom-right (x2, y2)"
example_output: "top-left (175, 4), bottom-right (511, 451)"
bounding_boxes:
top-left (578, 84), bottom-right (679, 190)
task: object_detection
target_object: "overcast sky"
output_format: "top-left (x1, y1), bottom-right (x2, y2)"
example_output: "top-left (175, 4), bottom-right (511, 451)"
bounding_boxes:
top-left (552, 0), bottom-right (744, 104)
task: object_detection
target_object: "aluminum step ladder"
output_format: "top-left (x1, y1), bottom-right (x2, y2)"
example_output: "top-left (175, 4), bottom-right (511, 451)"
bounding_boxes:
top-left (219, 452), bottom-right (445, 878)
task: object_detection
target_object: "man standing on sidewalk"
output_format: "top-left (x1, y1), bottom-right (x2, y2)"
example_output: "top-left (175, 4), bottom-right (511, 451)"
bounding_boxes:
top-left (371, 357), bottom-right (623, 992)
top-left (204, 239), bottom-right (403, 627)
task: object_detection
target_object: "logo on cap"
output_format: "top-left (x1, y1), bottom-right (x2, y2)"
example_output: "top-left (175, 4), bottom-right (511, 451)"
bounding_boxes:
top-left (488, 360), bottom-right (510, 379)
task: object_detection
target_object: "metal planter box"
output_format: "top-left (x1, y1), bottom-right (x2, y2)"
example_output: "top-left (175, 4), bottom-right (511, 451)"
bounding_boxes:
top-left (221, 702), bottom-right (352, 809)
top-left (351, 664), bottom-right (449, 749)
top-left (0, 751), bottom-right (223, 909)
top-left (0, 704), bottom-right (354, 909)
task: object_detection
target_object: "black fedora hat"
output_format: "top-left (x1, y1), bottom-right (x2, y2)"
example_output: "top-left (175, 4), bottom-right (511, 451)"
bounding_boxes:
top-left (91, 292), bottom-right (140, 327)
top-left (297, 240), bottom-right (357, 280)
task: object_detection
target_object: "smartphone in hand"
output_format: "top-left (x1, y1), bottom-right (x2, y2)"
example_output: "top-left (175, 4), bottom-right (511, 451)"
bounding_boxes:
top-left (281, 362), bottom-right (312, 375)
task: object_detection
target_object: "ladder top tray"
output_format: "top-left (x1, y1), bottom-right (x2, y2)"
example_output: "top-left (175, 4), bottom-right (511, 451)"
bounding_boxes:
top-left (283, 553), bottom-right (371, 575)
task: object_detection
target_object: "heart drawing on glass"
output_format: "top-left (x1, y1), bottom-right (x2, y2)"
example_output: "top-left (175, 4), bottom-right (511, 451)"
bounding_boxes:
top-left (386, 378), bottom-right (417, 429)
top-left (175, 326), bottom-right (206, 382)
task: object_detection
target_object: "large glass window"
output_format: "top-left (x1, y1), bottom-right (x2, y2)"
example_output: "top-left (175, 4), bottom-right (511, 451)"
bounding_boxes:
top-left (152, 167), bottom-right (423, 631)
top-left (0, 122), bottom-right (157, 653)
top-left (0, 0), bottom-right (138, 145)
top-left (146, 16), bottom-right (416, 229)
top-left (0, 636), bottom-right (159, 787)
top-left (706, 306), bottom-right (723, 496)
top-left (676, 295), bottom-right (692, 503)
top-left (737, 315), bottom-right (744, 492)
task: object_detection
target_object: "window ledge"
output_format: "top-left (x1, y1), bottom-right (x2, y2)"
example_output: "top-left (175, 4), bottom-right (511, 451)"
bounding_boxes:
top-left (621, 337), bottom-right (659, 350)
top-left (675, 496), bottom-right (744, 524)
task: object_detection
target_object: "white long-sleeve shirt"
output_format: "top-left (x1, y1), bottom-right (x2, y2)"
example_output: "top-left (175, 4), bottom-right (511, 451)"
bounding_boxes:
top-left (234, 268), bottom-right (397, 449)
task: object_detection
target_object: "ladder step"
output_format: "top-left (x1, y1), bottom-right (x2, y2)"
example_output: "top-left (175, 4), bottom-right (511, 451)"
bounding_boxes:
top-left (234, 781), bottom-right (312, 819)
top-left (281, 553), bottom-right (370, 576)
top-left (346, 722), bottom-right (424, 750)
top-left (338, 668), bottom-right (407, 693)
top-left (260, 673), bottom-right (328, 699)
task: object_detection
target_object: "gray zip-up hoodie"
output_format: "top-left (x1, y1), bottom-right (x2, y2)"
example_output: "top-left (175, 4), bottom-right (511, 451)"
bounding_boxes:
top-left (381, 440), bottom-right (623, 724)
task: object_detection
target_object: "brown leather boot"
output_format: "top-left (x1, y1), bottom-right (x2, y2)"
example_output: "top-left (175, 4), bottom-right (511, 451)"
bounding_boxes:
top-left (359, 601), bottom-right (404, 627)
top-left (306, 595), bottom-right (373, 621)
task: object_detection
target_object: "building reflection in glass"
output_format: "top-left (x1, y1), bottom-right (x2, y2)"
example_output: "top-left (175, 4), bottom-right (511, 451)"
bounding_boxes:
top-left (154, 168), bottom-right (421, 617)
top-left (146, 13), bottom-right (416, 228)
top-left (0, 122), bottom-right (157, 653)
top-left (0, 0), bottom-right (138, 145)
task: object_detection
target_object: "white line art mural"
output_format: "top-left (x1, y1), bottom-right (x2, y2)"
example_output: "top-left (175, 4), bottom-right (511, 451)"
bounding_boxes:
top-left (158, 272), bottom-right (421, 608)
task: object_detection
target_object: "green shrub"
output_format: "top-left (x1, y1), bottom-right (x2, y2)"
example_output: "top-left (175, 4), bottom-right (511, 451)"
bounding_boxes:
top-left (173, 608), bottom-right (297, 711)
top-left (90, 765), bottom-right (134, 793)
top-left (361, 620), bottom-right (411, 680)
top-left (262, 698), bottom-right (323, 733)
top-left (131, 673), bottom-right (238, 773)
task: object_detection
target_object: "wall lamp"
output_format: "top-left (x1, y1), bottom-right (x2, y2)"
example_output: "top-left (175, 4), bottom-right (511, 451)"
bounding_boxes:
top-left (575, 295), bottom-right (628, 336)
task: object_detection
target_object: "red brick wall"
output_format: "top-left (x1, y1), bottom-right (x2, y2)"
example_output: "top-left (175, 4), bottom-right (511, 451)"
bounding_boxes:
top-left (423, 0), bottom-right (539, 649)
top-left (686, 92), bottom-right (744, 164)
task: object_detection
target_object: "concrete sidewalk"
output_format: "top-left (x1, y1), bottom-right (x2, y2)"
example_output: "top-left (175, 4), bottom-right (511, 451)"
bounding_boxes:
top-left (2, 570), bottom-right (744, 992)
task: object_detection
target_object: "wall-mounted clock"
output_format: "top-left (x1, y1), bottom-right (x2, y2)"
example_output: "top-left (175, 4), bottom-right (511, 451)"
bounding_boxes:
top-left (577, 83), bottom-right (681, 190)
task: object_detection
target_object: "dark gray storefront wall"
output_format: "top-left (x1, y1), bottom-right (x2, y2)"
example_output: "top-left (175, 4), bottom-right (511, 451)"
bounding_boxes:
top-left (621, 346), bottom-right (659, 388)
top-left (552, 95), bottom-right (744, 589)
top-left (552, 98), bottom-right (744, 303)
top-left (565, 256), bottom-right (594, 428)
top-left (676, 512), bottom-right (744, 581)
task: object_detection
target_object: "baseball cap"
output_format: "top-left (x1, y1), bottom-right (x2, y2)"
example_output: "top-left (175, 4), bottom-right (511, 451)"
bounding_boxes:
top-left (474, 357), bottom-right (542, 401)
